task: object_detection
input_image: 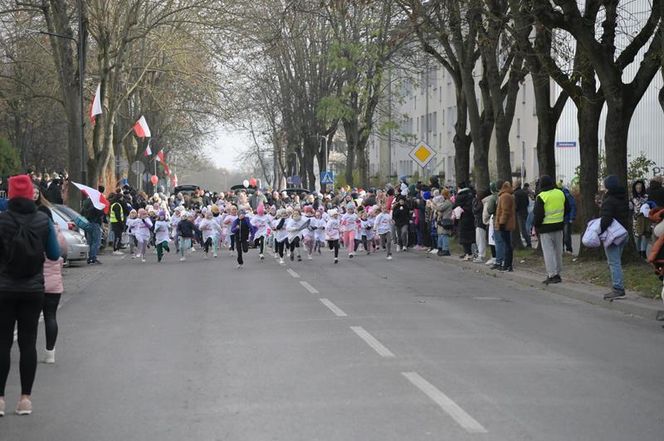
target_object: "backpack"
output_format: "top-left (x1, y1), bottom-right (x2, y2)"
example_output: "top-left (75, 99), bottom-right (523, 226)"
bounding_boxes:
top-left (4, 212), bottom-right (45, 279)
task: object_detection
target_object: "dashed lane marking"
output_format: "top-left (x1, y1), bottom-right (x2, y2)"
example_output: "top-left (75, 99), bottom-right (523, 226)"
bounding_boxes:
top-left (287, 268), bottom-right (300, 278)
top-left (350, 326), bottom-right (395, 358)
top-left (300, 281), bottom-right (319, 294)
top-left (319, 298), bottom-right (348, 317)
top-left (402, 371), bottom-right (488, 434)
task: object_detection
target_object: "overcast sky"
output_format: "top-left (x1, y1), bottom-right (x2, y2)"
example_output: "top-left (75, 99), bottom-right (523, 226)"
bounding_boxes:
top-left (205, 127), bottom-right (252, 171)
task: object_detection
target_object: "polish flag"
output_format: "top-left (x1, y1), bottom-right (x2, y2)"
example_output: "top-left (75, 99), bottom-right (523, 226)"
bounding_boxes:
top-left (144, 140), bottom-right (152, 157)
top-left (72, 182), bottom-right (110, 214)
top-left (89, 83), bottom-right (102, 124)
top-left (156, 149), bottom-right (165, 163)
top-left (162, 162), bottom-right (171, 176)
top-left (133, 116), bottom-right (151, 138)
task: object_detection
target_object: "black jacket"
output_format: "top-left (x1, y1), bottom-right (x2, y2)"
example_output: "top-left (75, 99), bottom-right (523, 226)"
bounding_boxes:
top-left (513, 187), bottom-right (530, 214)
top-left (454, 188), bottom-right (475, 244)
top-left (392, 202), bottom-right (411, 227)
top-left (0, 198), bottom-right (56, 293)
top-left (600, 188), bottom-right (630, 233)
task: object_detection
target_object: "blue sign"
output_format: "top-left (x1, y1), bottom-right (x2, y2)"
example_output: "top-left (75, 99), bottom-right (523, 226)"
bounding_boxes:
top-left (320, 171), bottom-right (334, 185)
top-left (556, 141), bottom-right (577, 148)
top-left (287, 175), bottom-right (302, 186)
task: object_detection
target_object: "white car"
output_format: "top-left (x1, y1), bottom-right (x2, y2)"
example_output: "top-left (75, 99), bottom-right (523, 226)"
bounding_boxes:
top-left (50, 206), bottom-right (89, 264)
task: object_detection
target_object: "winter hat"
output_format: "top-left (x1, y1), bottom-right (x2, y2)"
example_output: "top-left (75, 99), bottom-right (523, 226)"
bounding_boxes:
top-left (489, 182), bottom-right (498, 194)
top-left (539, 175), bottom-right (554, 190)
top-left (328, 208), bottom-right (338, 217)
top-left (423, 191), bottom-right (431, 200)
top-left (604, 175), bottom-right (621, 192)
top-left (157, 210), bottom-right (165, 218)
top-left (8, 175), bottom-right (34, 200)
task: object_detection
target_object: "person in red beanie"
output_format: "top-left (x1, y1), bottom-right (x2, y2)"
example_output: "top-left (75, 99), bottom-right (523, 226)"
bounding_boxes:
top-left (0, 174), bottom-right (61, 416)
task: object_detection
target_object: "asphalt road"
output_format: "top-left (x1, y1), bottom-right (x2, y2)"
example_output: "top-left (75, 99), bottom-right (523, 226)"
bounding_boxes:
top-left (2, 246), bottom-right (663, 441)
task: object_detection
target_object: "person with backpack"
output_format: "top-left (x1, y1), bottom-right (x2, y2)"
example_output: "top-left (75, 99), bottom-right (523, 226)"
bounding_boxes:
top-left (0, 175), bottom-right (61, 416)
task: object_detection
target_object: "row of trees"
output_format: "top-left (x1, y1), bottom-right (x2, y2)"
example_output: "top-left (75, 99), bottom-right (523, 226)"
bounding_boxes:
top-left (1, 0), bottom-right (662, 224)
top-left (0, 0), bottom-right (226, 193)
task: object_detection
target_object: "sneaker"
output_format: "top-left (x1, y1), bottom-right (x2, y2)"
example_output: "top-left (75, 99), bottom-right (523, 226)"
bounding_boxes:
top-left (0, 397), bottom-right (5, 417)
top-left (16, 398), bottom-right (32, 415)
top-left (214, 253), bottom-right (218, 258)
top-left (307, 255), bottom-right (312, 260)
top-left (498, 266), bottom-right (513, 272)
top-left (491, 264), bottom-right (502, 270)
top-left (349, 253), bottom-right (354, 259)
top-left (441, 250), bottom-right (451, 256)
top-left (549, 274), bottom-right (562, 284)
top-left (141, 258), bottom-right (146, 263)
top-left (180, 257), bottom-right (186, 262)
top-left (603, 289), bottom-right (626, 300)
top-left (297, 255), bottom-right (302, 262)
top-left (485, 258), bottom-right (495, 266)
top-left (259, 254), bottom-right (264, 260)
top-left (334, 258), bottom-right (338, 264)
top-left (237, 264), bottom-right (243, 269)
top-left (112, 251), bottom-right (123, 256)
top-left (396, 246), bottom-right (402, 252)
top-left (290, 254), bottom-right (295, 261)
top-left (43, 349), bottom-right (55, 364)
top-left (279, 258), bottom-right (285, 264)
top-left (133, 254), bottom-right (140, 259)
top-left (436, 250), bottom-right (443, 256)
top-left (387, 255), bottom-right (392, 260)
top-left (473, 257), bottom-right (484, 263)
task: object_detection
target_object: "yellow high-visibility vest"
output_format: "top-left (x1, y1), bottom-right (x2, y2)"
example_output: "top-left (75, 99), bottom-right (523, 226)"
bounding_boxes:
top-left (539, 189), bottom-right (565, 224)
top-left (110, 202), bottom-right (125, 223)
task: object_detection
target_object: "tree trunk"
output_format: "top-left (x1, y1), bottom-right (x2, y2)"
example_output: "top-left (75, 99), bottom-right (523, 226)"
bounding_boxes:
top-left (532, 71), bottom-right (558, 178)
top-left (603, 96), bottom-right (633, 187)
top-left (494, 114), bottom-right (513, 184)
top-left (453, 91), bottom-right (471, 186)
top-left (576, 100), bottom-right (602, 259)
top-left (343, 120), bottom-right (357, 186)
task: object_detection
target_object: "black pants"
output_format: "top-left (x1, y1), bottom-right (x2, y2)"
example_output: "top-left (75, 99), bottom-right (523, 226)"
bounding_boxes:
top-left (498, 230), bottom-right (513, 268)
top-left (328, 240), bottom-right (339, 258)
top-left (236, 240), bottom-right (249, 265)
top-left (230, 234), bottom-right (236, 251)
top-left (42, 293), bottom-right (61, 351)
top-left (463, 243), bottom-right (473, 255)
top-left (255, 237), bottom-right (265, 254)
top-left (276, 240), bottom-right (287, 258)
top-left (289, 237), bottom-right (301, 252)
top-left (111, 222), bottom-right (124, 251)
top-left (0, 291), bottom-right (44, 396)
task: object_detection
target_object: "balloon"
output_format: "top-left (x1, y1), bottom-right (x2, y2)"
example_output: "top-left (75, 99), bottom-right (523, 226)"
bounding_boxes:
top-left (242, 179), bottom-right (249, 188)
top-left (150, 175), bottom-right (159, 185)
top-left (249, 178), bottom-right (257, 187)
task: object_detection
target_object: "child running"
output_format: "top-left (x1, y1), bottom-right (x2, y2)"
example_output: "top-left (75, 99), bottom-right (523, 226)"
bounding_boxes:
top-left (176, 212), bottom-right (199, 261)
top-left (231, 209), bottom-right (254, 268)
top-left (340, 203), bottom-right (358, 258)
top-left (373, 205), bottom-right (393, 260)
top-left (154, 210), bottom-right (171, 262)
top-left (325, 208), bottom-right (341, 264)
top-left (272, 209), bottom-right (289, 264)
top-left (250, 205), bottom-right (270, 260)
top-left (199, 211), bottom-right (223, 258)
top-left (286, 208), bottom-right (309, 262)
top-left (128, 208), bottom-right (152, 262)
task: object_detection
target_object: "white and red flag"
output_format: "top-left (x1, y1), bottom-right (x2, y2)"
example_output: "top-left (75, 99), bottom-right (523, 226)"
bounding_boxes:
top-left (72, 182), bottom-right (110, 214)
top-left (89, 83), bottom-right (102, 124)
top-left (155, 149), bottom-right (165, 163)
top-left (144, 140), bottom-right (152, 157)
top-left (133, 116), bottom-right (151, 138)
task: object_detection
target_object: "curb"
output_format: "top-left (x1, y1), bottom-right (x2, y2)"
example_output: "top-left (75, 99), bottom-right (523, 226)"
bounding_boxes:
top-left (417, 251), bottom-right (664, 321)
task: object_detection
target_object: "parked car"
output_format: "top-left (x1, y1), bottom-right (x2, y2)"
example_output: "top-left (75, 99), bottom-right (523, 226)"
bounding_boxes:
top-left (51, 205), bottom-right (89, 264)
top-left (56, 203), bottom-right (109, 248)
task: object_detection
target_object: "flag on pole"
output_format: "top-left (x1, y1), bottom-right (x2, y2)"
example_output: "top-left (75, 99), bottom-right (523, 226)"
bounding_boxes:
top-left (89, 83), bottom-right (102, 124)
top-left (72, 182), bottom-right (110, 214)
top-left (143, 140), bottom-right (152, 157)
top-left (162, 162), bottom-right (171, 176)
top-left (156, 149), bottom-right (165, 163)
top-left (133, 116), bottom-right (151, 138)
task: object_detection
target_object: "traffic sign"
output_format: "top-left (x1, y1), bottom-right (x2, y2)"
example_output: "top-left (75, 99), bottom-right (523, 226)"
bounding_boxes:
top-left (409, 141), bottom-right (436, 168)
top-left (320, 171), bottom-right (334, 185)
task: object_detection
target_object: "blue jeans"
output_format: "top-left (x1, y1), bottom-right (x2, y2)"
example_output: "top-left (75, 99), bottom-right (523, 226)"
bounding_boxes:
top-left (437, 234), bottom-right (449, 251)
top-left (498, 230), bottom-right (513, 268)
top-left (604, 241), bottom-right (626, 291)
top-left (493, 228), bottom-right (504, 265)
top-left (87, 223), bottom-right (101, 261)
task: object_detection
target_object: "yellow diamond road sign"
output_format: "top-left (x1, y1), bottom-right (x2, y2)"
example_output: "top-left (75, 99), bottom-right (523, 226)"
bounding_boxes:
top-left (409, 141), bottom-right (436, 168)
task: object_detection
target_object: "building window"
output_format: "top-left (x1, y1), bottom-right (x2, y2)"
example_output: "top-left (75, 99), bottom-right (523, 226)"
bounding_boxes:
top-left (432, 111), bottom-right (438, 134)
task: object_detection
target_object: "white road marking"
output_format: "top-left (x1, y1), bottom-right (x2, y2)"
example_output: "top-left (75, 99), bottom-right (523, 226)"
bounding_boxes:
top-left (402, 371), bottom-right (488, 434)
top-left (299, 281), bottom-right (319, 294)
top-left (350, 326), bottom-right (395, 358)
top-left (287, 268), bottom-right (300, 278)
top-left (319, 298), bottom-right (348, 317)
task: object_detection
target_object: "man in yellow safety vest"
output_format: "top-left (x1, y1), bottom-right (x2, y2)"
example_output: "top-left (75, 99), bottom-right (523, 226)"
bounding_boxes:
top-left (533, 175), bottom-right (570, 285)
top-left (109, 192), bottom-right (127, 255)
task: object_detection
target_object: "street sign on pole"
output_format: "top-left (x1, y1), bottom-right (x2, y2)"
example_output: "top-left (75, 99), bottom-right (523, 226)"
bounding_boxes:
top-left (409, 141), bottom-right (436, 168)
top-left (320, 171), bottom-right (334, 185)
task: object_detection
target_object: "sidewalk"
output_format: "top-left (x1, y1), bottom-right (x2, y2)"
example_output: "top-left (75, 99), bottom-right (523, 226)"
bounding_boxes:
top-left (417, 249), bottom-right (664, 322)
